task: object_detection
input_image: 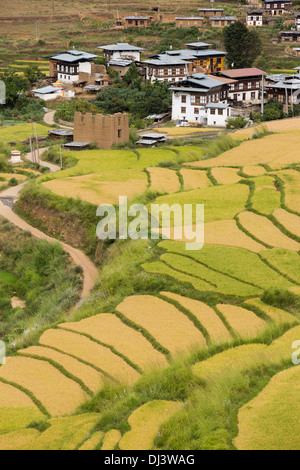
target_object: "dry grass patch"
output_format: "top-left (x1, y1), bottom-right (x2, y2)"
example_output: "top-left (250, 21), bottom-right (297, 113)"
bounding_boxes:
top-left (211, 167), bottom-right (241, 185)
top-left (27, 413), bottom-right (100, 450)
top-left (0, 356), bottom-right (87, 416)
top-left (274, 170), bottom-right (300, 214)
top-left (101, 429), bottom-right (122, 450)
top-left (39, 329), bottom-right (140, 385)
top-left (204, 220), bottom-right (265, 252)
top-left (243, 298), bottom-right (296, 324)
top-left (234, 366), bottom-right (300, 450)
top-left (79, 431), bottom-right (104, 450)
top-left (156, 127), bottom-right (223, 136)
top-left (0, 429), bottom-right (40, 451)
top-left (238, 211), bottom-right (300, 251)
top-left (19, 346), bottom-right (104, 393)
top-left (161, 292), bottom-right (232, 344)
top-left (148, 167), bottom-right (181, 194)
top-left (59, 314), bottom-right (168, 372)
top-left (180, 169), bottom-right (212, 190)
top-left (0, 382), bottom-right (45, 433)
top-left (117, 295), bottom-right (207, 356)
top-left (119, 400), bottom-right (183, 450)
top-left (0, 173), bottom-right (27, 182)
top-left (216, 304), bottom-right (267, 339)
top-left (273, 208), bottom-right (300, 238)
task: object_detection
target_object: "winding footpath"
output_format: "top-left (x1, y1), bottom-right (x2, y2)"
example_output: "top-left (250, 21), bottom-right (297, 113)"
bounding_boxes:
top-left (0, 149), bottom-right (98, 298)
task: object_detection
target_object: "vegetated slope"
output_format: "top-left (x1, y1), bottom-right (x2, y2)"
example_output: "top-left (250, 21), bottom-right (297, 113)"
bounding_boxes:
top-left (1, 120), bottom-right (300, 450)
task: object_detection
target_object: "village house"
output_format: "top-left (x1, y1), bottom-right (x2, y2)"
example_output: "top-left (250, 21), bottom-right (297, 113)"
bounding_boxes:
top-left (99, 43), bottom-right (144, 62)
top-left (31, 85), bottom-right (64, 101)
top-left (124, 16), bottom-right (153, 27)
top-left (295, 13), bottom-right (300, 31)
top-left (266, 73), bottom-right (300, 111)
top-left (214, 68), bottom-right (267, 105)
top-left (48, 50), bottom-right (99, 84)
top-left (198, 8), bottom-right (224, 17)
top-left (263, 0), bottom-right (292, 15)
top-left (246, 10), bottom-right (264, 26)
top-left (280, 30), bottom-right (300, 42)
top-left (140, 45), bottom-right (227, 82)
top-left (170, 73), bottom-right (232, 126)
top-left (175, 17), bottom-right (204, 28)
top-left (209, 16), bottom-right (237, 27)
top-left (293, 47), bottom-right (300, 56)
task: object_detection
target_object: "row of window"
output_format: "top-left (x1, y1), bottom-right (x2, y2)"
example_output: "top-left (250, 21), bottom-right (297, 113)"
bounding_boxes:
top-left (230, 81), bottom-right (260, 91)
top-left (57, 64), bottom-right (78, 74)
top-left (180, 107), bottom-right (229, 116)
top-left (266, 3), bottom-right (286, 7)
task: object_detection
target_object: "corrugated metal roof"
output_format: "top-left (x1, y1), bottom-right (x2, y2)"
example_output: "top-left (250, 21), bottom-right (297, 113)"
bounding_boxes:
top-left (175, 17), bottom-right (204, 20)
top-left (209, 16), bottom-right (237, 20)
top-left (99, 43), bottom-right (144, 51)
top-left (124, 16), bottom-right (152, 20)
top-left (51, 51), bottom-right (98, 62)
top-left (205, 102), bottom-right (230, 108)
top-left (221, 68), bottom-right (267, 78)
top-left (32, 86), bottom-right (59, 94)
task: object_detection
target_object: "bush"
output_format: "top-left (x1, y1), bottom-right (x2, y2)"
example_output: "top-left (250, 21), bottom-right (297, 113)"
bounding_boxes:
top-left (226, 116), bottom-right (248, 129)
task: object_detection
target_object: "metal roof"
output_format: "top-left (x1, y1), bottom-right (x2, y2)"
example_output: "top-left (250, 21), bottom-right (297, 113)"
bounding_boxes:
top-left (221, 68), bottom-right (267, 78)
top-left (139, 132), bottom-right (167, 139)
top-left (109, 59), bottom-right (133, 67)
top-left (205, 102), bottom-right (230, 109)
top-left (124, 16), bottom-right (152, 20)
top-left (175, 17), bottom-right (204, 20)
top-left (209, 16), bottom-right (237, 20)
top-left (51, 51), bottom-right (98, 62)
top-left (99, 43), bottom-right (144, 51)
top-left (185, 42), bottom-right (212, 48)
top-left (198, 8), bottom-right (224, 11)
top-left (145, 48), bottom-right (226, 65)
top-left (32, 86), bottom-right (59, 94)
top-left (48, 129), bottom-right (73, 136)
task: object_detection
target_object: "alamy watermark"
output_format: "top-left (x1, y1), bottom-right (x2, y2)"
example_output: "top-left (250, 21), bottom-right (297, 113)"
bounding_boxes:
top-left (292, 340), bottom-right (300, 365)
top-left (96, 196), bottom-right (204, 251)
top-left (0, 80), bottom-right (6, 105)
top-left (0, 341), bottom-right (5, 365)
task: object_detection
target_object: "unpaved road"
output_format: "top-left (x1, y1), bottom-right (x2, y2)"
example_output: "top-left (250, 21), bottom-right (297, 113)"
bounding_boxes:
top-left (0, 151), bottom-right (98, 298)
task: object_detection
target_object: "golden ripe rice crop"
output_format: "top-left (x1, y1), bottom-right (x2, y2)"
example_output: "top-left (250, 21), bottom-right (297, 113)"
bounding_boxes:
top-left (101, 430), bottom-right (122, 450)
top-left (0, 356), bottom-right (87, 416)
top-left (211, 167), bottom-right (241, 185)
top-left (259, 248), bottom-right (300, 284)
top-left (0, 173), bottom-right (27, 182)
top-left (238, 211), bottom-right (299, 251)
top-left (216, 304), bottom-right (267, 339)
top-left (59, 313), bottom-right (168, 371)
top-left (148, 167), bottom-right (181, 194)
top-left (19, 346), bottom-right (104, 393)
top-left (187, 134), bottom-right (300, 168)
top-left (243, 166), bottom-right (266, 177)
top-left (160, 292), bottom-right (232, 344)
top-left (26, 414), bottom-right (100, 450)
top-left (39, 329), bottom-right (140, 385)
top-left (203, 220), bottom-right (265, 252)
top-left (117, 295), bottom-right (207, 356)
top-left (0, 429), bottom-right (40, 451)
top-left (119, 400), bottom-right (182, 450)
top-left (193, 344), bottom-right (269, 381)
top-left (180, 169), bottom-right (212, 190)
top-left (79, 431), bottom-right (104, 450)
top-left (274, 170), bottom-right (300, 213)
top-left (273, 208), bottom-right (300, 238)
top-left (234, 366), bottom-right (300, 450)
top-left (0, 382), bottom-right (45, 433)
top-left (243, 298), bottom-right (296, 324)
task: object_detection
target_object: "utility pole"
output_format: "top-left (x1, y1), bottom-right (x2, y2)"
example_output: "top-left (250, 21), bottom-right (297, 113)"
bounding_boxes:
top-left (35, 123), bottom-right (40, 163)
top-left (285, 85), bottom-right (288, 114)
top-left (261, 74), bottom-right (264, 115)
top-left (60, 145), bottom-right (63, 170)
top-left (291, 88), bottom-right (294, 115)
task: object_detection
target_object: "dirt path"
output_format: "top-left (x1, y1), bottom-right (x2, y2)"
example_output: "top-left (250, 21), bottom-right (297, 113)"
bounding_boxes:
top-left (0, 151), bottom-right (98, 298)
top-left (44, 110), bottom-right (73, 129)
top-left (24, 147), bottom-right (61, 173)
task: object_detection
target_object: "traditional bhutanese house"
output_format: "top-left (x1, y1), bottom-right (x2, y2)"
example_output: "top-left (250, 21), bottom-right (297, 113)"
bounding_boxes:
top-left (124, 16), bottom-right (153, 27)
top-left (99, 43), bottom-right (144, 62)
top-left (198, 8), bottom-right (224, 17)
top-left (214, 68), bottom-right (267, 104)
top-left (108, 59), bottom-right (133, 77)
top-left (170, 73), bottom-right (231, 126)
top-left (264, 0), bottom-right (292, 15)
top-left (246, 10), bottom-right (264, 26)
top-left (295, 13), bottom-right (300, 31)
top-left (175, 17), bottom-right (204, 28)
top-left (140, 47), bottom-right (227, 82)
top-left (48, 50), bottom-right (98, 84)
top-left (266, 74), bottom-right (300, 111)
top-left (136, 132), bottom-right (167, 147)
top-left (280, 30), bottom-right (300, 42)
top-left (209, 16), bottom-right (237, 27)
top-left (293, 49), bottom-right (300, 57)
top-left (185, 42), bottom-right (213, 50)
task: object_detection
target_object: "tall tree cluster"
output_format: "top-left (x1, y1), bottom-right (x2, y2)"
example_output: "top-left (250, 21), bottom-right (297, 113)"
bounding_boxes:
top-left (223, 21), bottom-right (262, 69)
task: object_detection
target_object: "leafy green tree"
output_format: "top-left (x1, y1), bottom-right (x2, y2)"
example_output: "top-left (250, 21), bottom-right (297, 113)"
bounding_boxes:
top-left (122, 63), bottom-right (142, 89)
top-left (0, 72), bottom-right (29, 107)
top-left (223, 21), bottom-right (262, 68)
top-left (23, 65), bottom-right (46, 84)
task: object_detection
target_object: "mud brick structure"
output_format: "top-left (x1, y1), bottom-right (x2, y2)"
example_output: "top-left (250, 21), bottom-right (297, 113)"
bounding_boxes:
top-left (74, 112), bottom-right (129, 149)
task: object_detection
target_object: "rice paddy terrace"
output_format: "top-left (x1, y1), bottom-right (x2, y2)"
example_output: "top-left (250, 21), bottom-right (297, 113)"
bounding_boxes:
top-left (1, 118), bottom-right (300, 450)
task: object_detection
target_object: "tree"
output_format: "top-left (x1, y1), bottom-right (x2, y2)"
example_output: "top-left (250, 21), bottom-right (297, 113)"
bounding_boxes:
top-left (122, 63), bottom-right (142, 89)
top-left (0, 72), bottom-right (29, 107)
top-left (223, 21), bottom-right (262, 69)
top-left (23, 65), bottom-right (45, 84)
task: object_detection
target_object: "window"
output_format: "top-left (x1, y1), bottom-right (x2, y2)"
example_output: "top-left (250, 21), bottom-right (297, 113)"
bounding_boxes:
top-left (176, 68), bottom-right (180, 75)
top-left (181, 95), bottom-right (186, 103)
top-left (248, 82), bottom-right (252, 89)
top-left (211, 108), bottom-right (216, 115)
top-left (168, 69), bottom-right (172, 76)
top-left (181, 107), bottom-right (186, 113)
top-left (251, 92), bottom-right (256, 99)
top-left (158, 69), bottom-right (163, 76)
top-left (194, 108), bottom-right (199, 114)
top-left (218, 109), bottom-right (223, 115)
top-left (239, 83), bottom-right (243, 90)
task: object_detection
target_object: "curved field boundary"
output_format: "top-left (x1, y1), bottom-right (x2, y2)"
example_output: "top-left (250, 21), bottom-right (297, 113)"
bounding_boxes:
top-left (216, 304), bottom-right (268, 340)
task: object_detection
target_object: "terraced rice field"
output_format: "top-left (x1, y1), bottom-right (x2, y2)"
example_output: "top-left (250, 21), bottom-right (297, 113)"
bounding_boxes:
top-left (2, 118), bottom-right (300, 450)
top-left (234, 366), bottom-right (300, 450)
top-left (0, 123), bottom-right (48, 143)
top-left (118, 401), bottom-right (183, 450)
